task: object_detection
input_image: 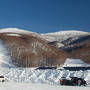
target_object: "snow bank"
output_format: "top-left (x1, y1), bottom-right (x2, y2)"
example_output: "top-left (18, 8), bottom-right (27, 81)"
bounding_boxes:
top-left (0, 68), bottom-right (90, 85)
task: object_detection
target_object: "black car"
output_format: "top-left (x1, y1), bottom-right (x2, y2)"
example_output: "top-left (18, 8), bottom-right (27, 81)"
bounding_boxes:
top-left (60, 77), bottom-right (87, 86)
top-left (35, 66), bottom-right (56, 70)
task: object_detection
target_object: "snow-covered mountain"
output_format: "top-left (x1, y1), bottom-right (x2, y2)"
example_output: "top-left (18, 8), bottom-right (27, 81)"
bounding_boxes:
top-left (41, 30), bottom-right (90, 64)
top-left (41, 30), bottom-right (89, 47)
top-left (0, 28), bottom-right (67, 68)
top-left (0, 28), bottom-right (90, 68)
top-left (41, 30), bottom-right (89, 42)
top-left (0, 28), bottom-right (38, 35)
top-left (0, 28), bottom-right (90, 89)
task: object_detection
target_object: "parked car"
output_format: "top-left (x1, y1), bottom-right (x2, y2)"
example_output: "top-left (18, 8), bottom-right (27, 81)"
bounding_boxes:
top-left (35, 66), bottom-right (56, 70)
top-left (0, 76), bottom-right (5, 82)
top-left (60, 77), bottom-right (87, 86)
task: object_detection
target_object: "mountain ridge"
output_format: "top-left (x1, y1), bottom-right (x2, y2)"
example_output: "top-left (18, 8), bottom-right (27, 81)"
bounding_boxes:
top-left (0, 28), bottom-right (90, 67)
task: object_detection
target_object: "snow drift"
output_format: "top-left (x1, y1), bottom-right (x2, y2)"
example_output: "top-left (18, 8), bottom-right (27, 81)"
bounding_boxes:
top-left (0, 68), bottom-right (90, 85)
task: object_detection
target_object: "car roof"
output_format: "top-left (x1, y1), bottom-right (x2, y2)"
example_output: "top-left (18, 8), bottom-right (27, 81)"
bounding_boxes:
top-left (0, 76), bottom-right (4, 78)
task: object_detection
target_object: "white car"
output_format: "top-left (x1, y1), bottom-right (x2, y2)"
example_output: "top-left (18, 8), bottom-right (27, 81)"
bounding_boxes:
top-left (0, 76), bottom-right (5, 82)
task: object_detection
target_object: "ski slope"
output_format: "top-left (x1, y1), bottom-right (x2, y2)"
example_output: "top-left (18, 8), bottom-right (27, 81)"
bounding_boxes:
top-left (0, 41), bottom-right (15, 68)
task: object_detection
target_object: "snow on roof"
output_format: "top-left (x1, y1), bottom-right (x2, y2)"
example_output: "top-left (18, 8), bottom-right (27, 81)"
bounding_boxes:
top-left (63, 58), bottom-right (86, 67)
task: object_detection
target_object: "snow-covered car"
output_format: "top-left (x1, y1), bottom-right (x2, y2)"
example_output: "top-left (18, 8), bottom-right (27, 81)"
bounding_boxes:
top-left (60, 77), bottom-right (87, 86)
top-left (0, 76), bottom-right (5, 82)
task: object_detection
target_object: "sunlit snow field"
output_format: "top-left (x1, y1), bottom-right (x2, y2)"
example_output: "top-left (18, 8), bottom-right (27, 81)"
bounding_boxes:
top-left (0, 82), bottom-right (90, 90)
top-left (0, 68), bottom-right (90, 90)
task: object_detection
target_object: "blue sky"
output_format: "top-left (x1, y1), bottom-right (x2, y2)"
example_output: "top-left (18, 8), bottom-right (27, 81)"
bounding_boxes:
top-left (0, 0), bottom-right (90, 33)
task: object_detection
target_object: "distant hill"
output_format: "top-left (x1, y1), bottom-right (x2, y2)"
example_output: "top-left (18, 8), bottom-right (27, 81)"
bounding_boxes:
top-left (41, 30), bottom-right (90, 64)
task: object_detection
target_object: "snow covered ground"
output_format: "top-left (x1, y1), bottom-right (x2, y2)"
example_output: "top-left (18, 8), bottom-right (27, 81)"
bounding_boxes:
top-left (0, 82), bottom-right (90, 90)
top-left (0, 68), bottom-right (90, 90)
